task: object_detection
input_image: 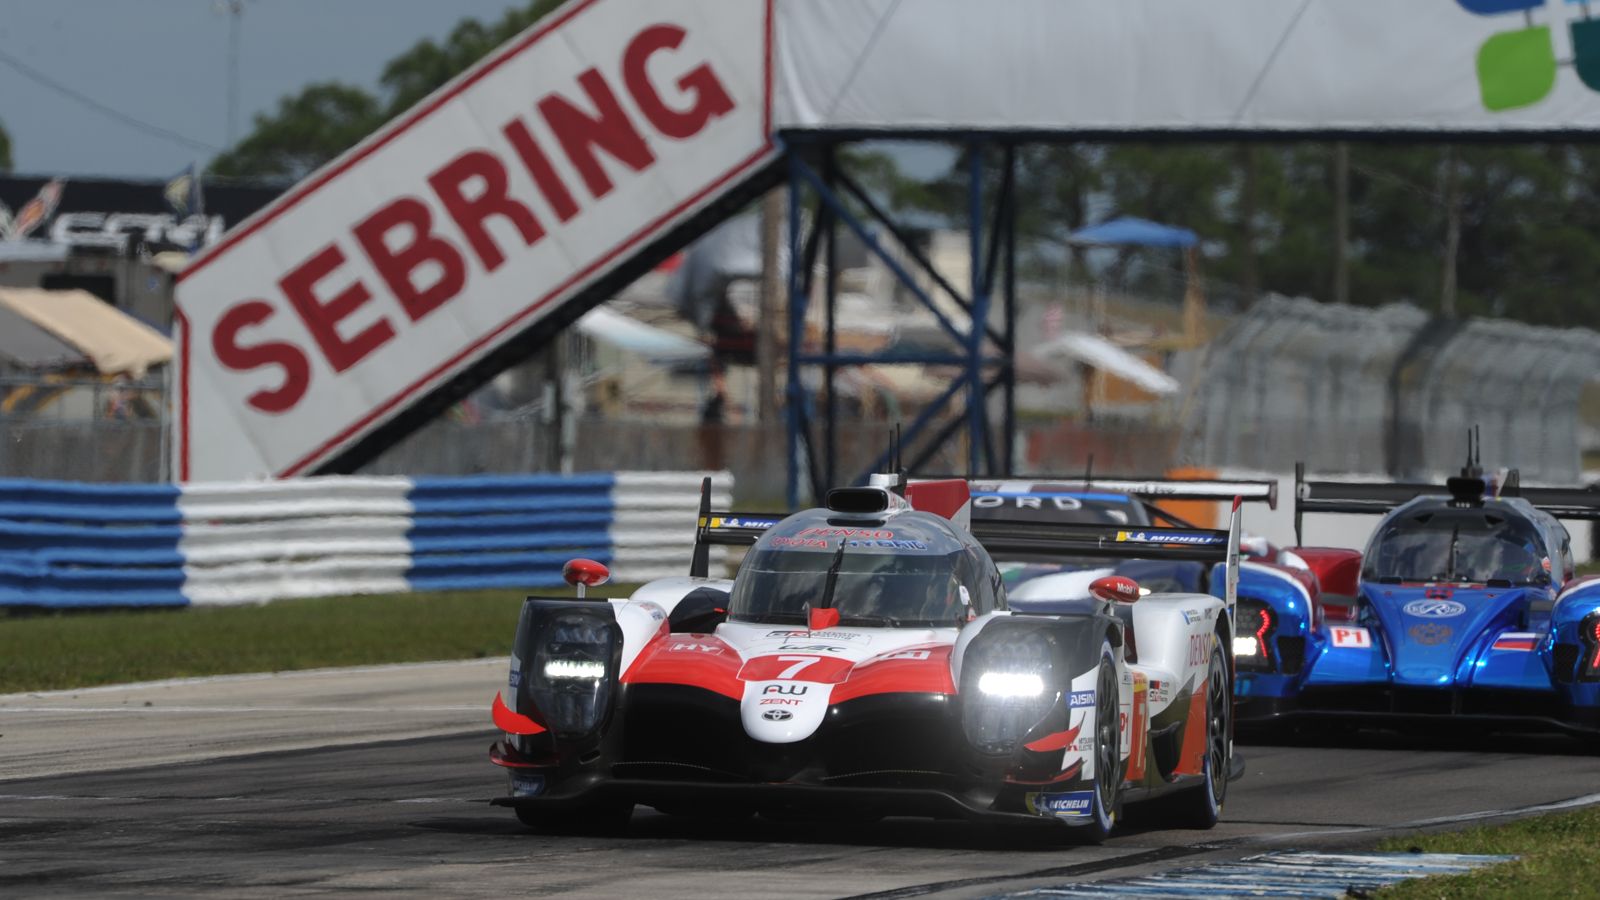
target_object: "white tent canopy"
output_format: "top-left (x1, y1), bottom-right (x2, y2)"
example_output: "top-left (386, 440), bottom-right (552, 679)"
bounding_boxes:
top-left (1034, 331), bottom-right (1179, 395)
top-left (576, 306), bottom-right (709, 364)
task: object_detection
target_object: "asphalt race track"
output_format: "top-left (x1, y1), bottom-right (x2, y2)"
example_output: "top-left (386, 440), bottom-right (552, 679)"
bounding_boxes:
top-left (3, 660), bottom-right (1598, 898)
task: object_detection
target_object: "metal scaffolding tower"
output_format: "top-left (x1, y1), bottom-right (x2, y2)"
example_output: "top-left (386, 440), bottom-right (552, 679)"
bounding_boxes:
top-left (782, 137), bottom-right (1020, 507)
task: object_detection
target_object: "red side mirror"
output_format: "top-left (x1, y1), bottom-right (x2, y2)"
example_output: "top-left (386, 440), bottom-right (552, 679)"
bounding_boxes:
top-left (563, 558), bottom-right (611, 597)
top-left (1089, 575), bottom-right (1141, 604)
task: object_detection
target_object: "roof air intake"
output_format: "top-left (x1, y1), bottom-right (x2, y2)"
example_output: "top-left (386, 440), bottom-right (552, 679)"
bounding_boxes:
top-left (827, 488), bottom-right (891, 514)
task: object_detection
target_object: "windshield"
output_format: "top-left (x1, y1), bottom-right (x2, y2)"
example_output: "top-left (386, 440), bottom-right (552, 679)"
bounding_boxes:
top-left (728, 546), bottom-right (971, 627)
top-left (1364, 509), bottom-right (1547, 585)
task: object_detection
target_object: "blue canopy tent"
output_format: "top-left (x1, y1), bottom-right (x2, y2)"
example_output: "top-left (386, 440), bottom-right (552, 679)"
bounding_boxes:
top-left (1065, 216), bottom-right (1208, 353)
top-left (1068, 216), bottom-right (1198, 249)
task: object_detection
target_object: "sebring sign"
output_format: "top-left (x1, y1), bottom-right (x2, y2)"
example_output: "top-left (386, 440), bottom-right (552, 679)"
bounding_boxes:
top-left (176, 0), bottom-right (772, 480)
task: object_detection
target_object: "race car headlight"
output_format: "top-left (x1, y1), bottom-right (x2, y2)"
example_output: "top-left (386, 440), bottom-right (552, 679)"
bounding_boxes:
top-left (962, 628), bottom-right (1057, 755)
top-left (529, 612), bottom-right (617, 738)
top-left (978, 672), bottom-right (1045, 697)
top-left (1234, 598), bottom-right (1276, 672)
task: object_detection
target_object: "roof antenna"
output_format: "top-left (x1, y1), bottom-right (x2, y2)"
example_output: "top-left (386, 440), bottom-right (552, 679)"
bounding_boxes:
top-left (1083, 453), bottom-right (1095, 489)
top-left (1474, 424), bottom-right (1481, 469)
top-left (887, 423), bottom-right (906, 495)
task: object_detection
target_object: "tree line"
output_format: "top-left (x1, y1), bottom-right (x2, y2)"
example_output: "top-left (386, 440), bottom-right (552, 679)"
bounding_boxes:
top-left (204, 0), bottom-right (1600, 329)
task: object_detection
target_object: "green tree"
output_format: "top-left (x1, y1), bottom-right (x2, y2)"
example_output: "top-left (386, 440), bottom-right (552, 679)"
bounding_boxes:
top-left (209, 83), bottom-right (383, 179)
top-left (378, 0), bottom-right (563, 117)
top-left (0, 118), bottom-right (12, 174)
top-left (209, 0), bottom-right (562, 179)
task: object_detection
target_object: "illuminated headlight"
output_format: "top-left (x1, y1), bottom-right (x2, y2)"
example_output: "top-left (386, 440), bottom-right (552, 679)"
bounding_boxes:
top-left (978, 671), bottom-right (1045, 697)
top-left (530, 613), bottom-right (616, 737)
top-left (544, 659), bottom-right (606, 680)
top-left (962, 628), bottom-right (1056, 755)
top-left (1233, 636), bottom-right (1261, 657)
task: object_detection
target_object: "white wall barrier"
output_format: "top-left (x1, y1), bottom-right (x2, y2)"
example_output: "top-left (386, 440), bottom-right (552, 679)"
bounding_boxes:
top-left (0, 471), bottom-right (734, 608)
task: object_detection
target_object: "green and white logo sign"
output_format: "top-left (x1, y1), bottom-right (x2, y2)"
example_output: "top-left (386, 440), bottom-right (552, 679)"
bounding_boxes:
top-left (1463, 0), bottom-right (1600, 110)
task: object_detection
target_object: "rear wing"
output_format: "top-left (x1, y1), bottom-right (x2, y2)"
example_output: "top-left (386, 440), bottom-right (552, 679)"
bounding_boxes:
top-left (1293, 462), bottom-right (1600, 544)
top-left (688, 477), bottom-right (784, 578)
top-left (969, 520), bottom-right (1232, 563)
top-left (974, 497), bottom-right (1244, 612)
top-left (966, 474), bottom-right (1276, 528)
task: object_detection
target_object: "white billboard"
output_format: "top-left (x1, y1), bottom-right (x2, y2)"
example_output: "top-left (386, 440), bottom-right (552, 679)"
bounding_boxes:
top-left (774, 0), bottom-right (1600, 132)
top-left (176, 0), bottom-right (773, 480)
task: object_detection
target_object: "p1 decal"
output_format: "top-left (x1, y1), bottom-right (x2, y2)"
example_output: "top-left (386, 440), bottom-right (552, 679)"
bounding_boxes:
top-left (1330, 626), bottom-right (1372, 649)
top-left (1024, 790), bottom-right (1095, 819)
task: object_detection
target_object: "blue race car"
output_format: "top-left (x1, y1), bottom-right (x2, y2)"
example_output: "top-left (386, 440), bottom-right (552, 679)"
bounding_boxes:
top-left (1233, 463), bottom-right (1600, 736)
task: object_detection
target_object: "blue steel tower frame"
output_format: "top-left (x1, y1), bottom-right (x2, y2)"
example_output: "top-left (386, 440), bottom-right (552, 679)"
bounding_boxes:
top-left (781, 136), bottom-right (1019, 507)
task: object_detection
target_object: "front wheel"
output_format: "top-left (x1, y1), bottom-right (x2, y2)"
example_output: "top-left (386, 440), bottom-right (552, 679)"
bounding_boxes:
top-left (1166, 635), bottom-right (1230, 829)
top-left (1070, 645), bottom-right (1123, 844)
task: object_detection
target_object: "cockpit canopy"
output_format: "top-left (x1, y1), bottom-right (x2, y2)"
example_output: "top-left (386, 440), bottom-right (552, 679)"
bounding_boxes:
top-left (1363, 501), bottom-right (1550, 586)
top-left (726, 509), bottom-right (1002, 627)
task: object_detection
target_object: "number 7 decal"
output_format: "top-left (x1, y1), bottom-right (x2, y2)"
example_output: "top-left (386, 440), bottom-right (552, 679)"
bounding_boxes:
top-left (737, 654), bottom-right (854, 683)
top-left (776, 656), bottom-right (820, 679)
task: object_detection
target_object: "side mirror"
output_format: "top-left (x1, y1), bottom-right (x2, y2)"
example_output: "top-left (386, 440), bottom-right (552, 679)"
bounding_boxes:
top-left (1089, 575), bottom-right (1141, 604)
top-left (563, 558), bottom-right (611, 598)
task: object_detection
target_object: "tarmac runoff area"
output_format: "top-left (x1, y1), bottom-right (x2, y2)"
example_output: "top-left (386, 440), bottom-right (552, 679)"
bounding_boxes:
top-left (1, 660), bottom-right (1598, 898)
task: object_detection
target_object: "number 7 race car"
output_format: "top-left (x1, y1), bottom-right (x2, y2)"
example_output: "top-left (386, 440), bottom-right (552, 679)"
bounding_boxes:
top-left (488, 474), bottom-right (1245, 841)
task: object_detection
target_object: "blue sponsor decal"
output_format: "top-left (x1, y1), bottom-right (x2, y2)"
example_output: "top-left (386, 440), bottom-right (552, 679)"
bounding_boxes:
top-left (509, 669), bottom-right (522, 689)
top-left (510, 774), bottom-right (545, 798)
top-left (1068, 690), bottom-right (1096, 709)
top-left (1403, 599), bottom-right (1467, 618)
top-left (1026, 790), bottom-right (1095, 818)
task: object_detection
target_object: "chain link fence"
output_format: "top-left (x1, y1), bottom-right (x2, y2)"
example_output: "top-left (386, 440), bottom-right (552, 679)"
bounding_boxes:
top-left (7, 295), bottom-right (1596, 488)
top-left (1180, 296), bottom-right (1600, 481)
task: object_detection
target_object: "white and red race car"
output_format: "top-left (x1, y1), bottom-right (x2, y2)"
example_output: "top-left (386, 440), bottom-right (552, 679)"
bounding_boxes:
top-left (490, 476), bottom-right (1243, 841)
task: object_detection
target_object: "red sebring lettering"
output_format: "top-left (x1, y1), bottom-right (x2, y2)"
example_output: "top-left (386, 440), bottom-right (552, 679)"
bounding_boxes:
top-left (538, 69), bottom-right (655, 200)
top-left (280, 244), bottom-right (396, 374)
top-left (622, 24), bottom-right (736, 139)
top-left (353, 196), bottom-right (468, 322)
top-left (502, 119), bottom-right (580, 223)
top-left (426, 150), bottom-right (543, 273)
top-left (211, 300), bottom-right (311, 414)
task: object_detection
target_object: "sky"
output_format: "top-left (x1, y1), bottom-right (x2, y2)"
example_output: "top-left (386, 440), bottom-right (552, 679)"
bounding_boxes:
top-left (0, 0), bottom-right (530, 180)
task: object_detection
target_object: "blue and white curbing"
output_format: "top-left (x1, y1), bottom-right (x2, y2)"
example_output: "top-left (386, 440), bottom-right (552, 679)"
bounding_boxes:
top-left (986, 851), bottom-right (1515, 898)
top-left (0, 471), bottom-right (730, 608)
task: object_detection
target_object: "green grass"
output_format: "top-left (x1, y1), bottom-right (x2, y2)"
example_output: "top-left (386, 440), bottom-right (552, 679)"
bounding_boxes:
top-left (0, 587), bottom-right (633, 694)
top-left (1375, 805), bottom-right (1600, 898)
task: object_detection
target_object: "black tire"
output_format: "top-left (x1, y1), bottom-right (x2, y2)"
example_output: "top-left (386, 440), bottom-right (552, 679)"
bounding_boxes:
top-left (514, 802), bottom-right (633, 835)
top-left (1069, 644), bottom-right (1123, 844)
top-left (1166, 634), bottom-right (1230, 829)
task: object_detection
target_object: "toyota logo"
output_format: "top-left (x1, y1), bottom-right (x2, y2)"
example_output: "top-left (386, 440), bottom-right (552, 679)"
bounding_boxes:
top-left (762, 709), bottom-right (793, 721)
top-left (1404, 599), bottom-right (1466, 618)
